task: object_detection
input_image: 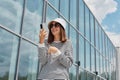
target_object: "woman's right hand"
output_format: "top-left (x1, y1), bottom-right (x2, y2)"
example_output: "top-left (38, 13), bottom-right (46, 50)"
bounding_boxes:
top-left (39, 29), bottom-right (47, 44)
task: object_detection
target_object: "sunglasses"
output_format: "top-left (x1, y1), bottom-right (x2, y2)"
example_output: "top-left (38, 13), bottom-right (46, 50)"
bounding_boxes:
top-left (49, 22), bottom-right (61, 29)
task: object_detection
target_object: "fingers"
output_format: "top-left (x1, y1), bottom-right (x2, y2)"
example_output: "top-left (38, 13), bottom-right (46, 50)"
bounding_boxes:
top-left (48, 46), bottom-right (58, 54)
top-left (39, 29), bottom-right (47, 43)
top-left (39, 29), bottom-right (47, 37)
top-left (40, 29), bottom-right (46, 34)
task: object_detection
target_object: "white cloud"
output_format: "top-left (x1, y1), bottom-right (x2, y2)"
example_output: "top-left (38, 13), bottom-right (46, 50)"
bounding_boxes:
top-left (84, 0), bottom-right (117, 23)
top-left (102, 25), bottom-right (109, 30)
top-left (84, 0), bottom-right (120, 47)
top-left (106, 31), bottom-right (120, 47)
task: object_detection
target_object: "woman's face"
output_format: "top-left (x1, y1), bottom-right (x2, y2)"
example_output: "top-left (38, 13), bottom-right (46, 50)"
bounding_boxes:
top-left (50, 22), bottom-right (61, 36)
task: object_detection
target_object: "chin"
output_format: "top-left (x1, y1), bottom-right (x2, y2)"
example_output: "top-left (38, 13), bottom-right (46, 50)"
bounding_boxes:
top-left (52, 32), bottom-right (58, 35)
top-left (52, 33), bottom-right (59, 36)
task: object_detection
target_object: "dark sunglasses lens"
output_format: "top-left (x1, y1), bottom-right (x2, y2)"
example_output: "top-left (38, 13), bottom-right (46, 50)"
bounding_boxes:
top-left (50, 24), bottom-right (53, 28)
top-left (55, 23), bottom-right (59, 27)
top-left (50, 23), bottom-right (59, 28)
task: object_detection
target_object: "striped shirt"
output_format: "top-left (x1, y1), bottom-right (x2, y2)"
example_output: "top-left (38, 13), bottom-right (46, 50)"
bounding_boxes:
top-left (37, 39), bottom-right (73, 79)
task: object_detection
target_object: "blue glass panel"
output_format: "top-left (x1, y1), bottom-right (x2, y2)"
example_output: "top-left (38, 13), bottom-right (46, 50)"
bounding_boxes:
top-left (22, 0), bottom-right (42, 43)
top-left (96, 52), bottom-right (100, 75)
top-left (0, 0), bottom-right (23, 33)
top-left (91, 46), bottom-right (95, 72)
top-left (69, 65), bottom-right (76, 80)
top-left (85, 6), bottom-right (90, 41)
top-left (87, 71), bottom-right (96, 80)
top-left (95, 21), bottom-right (99, 50)
top-left (86, 41), bottom-right (90, 71)
top-left (60, 0), bottom-right (69, 19)
top-left (90, 13), bottom-right (94, 44)
top-left (79, 0), bottom-right (84, 35)
top-left (70, 27), bottom-right (77, 60)
top-left (70, 0), bottom-right (77, 27)
top-left (46, 5), bottom-right (58, 24)
top-left (100, 55), bottom-right (102, 75)
top-left (18, 40), bottom-right (38, 80)
top-left (79, 36), bottom-right (84, 68)
top-left (48, 0), bottom-right (59, 10)
top-left (0, 28), bottom-right (19, 80)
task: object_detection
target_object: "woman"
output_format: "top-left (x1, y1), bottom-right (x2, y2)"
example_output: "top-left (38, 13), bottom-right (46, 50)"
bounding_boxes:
top-left (38, 18), bottom-right (73, 79)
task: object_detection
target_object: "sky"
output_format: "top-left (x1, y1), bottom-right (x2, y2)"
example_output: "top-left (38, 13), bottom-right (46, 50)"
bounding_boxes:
top-left (84, 0), bottom-right (120, 47)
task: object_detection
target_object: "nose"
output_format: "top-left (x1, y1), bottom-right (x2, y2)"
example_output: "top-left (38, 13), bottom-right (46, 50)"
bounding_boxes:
top-left (51, 25), bottom-right (56, 28)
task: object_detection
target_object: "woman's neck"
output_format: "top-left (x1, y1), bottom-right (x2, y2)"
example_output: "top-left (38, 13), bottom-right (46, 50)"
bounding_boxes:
top-left (54, 35), bottom-right (60, 41)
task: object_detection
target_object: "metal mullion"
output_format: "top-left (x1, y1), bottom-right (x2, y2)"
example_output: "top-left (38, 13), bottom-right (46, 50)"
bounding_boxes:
top-left (76, 0), bottom-right (80, 80)
top-left (94, 18), bottom-right (96, 73)
top-left (14, 0), bottom-right (26, 80)
top-left (101, 26), bottom-right (103, 76)
top-left (84, 3), bottom-right (86, 69)
top-left (84, 4), bottom-right (87, 80)
top-left (58, 0), bottom-right (60, 17)
top-left (102, 31), bottom-right (105, 77)
top-left (42, 0), bottom-right (47, 23)
top-left (68, 0), bottom-right (70, 39)
top-left (104, 36), bottom-right (107, 77)
top-left (98, 26), bottom-right (101, 75)
top-left (108, 40), bottom-right (110, 75)
top-left (89, 10), bottom-right (92, 72)
top-left (104, 33), bottom-right (107, 78)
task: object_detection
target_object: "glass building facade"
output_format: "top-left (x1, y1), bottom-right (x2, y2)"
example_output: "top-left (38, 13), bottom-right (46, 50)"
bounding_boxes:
top-left (0, 0), bottom-right (117, 80)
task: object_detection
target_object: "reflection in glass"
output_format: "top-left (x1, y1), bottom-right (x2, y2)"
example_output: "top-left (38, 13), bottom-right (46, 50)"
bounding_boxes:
top-left (0, 28), bottom-right (19, 80)
top-left (46, 5), bottom-right (59, 28)
top-left (79, 70), bottom-right (88, 80)
top-left (79, 0), bottom-right (84, 35)
top-left (90, 13), bottom-right (94, 44)
top-left (0, 0), bottom-right (22, 33)
top-left (70, 27), bottom-right (77, 60)
top-left (91, 47), bottom-right (95, 72)
top-left (22, 0), bottom-right (42, 42)
top-left (70, 0), bottom-right (77, 27)
top-left (79, 36), bottom-right (84, 68)
top-left (60, 0), bottom-right (69, 20)
top-left (18, 40), bottom-right (38, 80)
top-left (85, 6), bottom-right (90, 41)
top-left (69, 65), bottom-right (76, 80)
top-left (96, 52), bottom-right (100, 75)
top-left (86, 41), bottom-right (90, 71)
top-left (87, 71), bottom-right (95, 80)
top-left (95, 22), bottom-right (99, 50)
top-left (48, 0), bottom-right (59, 10)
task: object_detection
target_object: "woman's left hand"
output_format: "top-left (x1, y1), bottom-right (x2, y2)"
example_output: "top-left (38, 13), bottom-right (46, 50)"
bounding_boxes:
top-left (48, 46), bottom-right (58, 54)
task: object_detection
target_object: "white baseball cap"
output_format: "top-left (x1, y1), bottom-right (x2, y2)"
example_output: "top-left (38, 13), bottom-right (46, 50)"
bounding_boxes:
top-left (48, 18), bottom-right (66, 30)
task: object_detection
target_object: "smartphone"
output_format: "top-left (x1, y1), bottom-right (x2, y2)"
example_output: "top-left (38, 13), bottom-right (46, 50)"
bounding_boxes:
top-left (40, 24), bottom-right (43, 29)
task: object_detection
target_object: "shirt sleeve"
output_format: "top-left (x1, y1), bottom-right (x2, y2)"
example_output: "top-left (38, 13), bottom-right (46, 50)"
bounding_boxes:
top-left (38, 43), bottom-right (45, 47)
top-left (38, 43), bottom-right (48, 66)
top-left (58, 40), bottom-right (73, 68)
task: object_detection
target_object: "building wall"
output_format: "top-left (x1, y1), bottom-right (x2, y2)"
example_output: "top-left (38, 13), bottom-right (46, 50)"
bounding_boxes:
top-left (116, 47), bottom-right (120, 80)
top-left (0, 0), bottom-right (117, 80)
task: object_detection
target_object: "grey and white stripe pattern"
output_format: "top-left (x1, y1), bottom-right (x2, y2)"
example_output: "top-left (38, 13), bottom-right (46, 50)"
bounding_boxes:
top-left (37, 39), bottom-right (73, 79)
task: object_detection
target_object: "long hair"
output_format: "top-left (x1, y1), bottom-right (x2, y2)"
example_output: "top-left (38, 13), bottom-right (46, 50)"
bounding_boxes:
top-left (47, 23), bottom-right (67, 44)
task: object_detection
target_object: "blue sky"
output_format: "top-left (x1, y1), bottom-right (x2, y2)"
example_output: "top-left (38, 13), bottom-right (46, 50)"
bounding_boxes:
top-left (84, 0), bottom-right (120, 47)
top-left (102, 0), bottom-right (120, 33)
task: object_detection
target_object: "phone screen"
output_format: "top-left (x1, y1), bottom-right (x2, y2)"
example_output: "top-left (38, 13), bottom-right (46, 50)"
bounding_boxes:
top-left (40, 24), bottom-right (43, 29)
